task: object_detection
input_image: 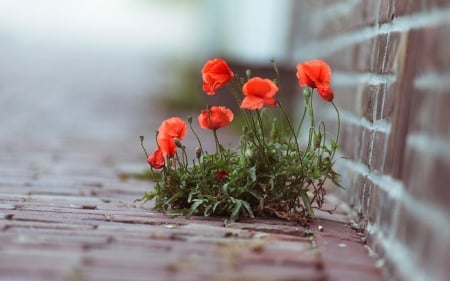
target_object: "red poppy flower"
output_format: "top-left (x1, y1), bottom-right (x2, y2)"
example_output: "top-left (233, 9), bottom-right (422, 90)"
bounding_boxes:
top-left (215, 171), bottom-right (229, 179)
top-left (240, 77), bottom-right (279, 110)
top-left (157, 117), bottom-right (187, 158)
top-left (198, 106), bottom-right (234, 130)
top-left (147, 148), bottom-right (165, 169)
top-left (296, 60), bottom-right (334, 102)
top-left (202, 58), bottom-right (234, 95)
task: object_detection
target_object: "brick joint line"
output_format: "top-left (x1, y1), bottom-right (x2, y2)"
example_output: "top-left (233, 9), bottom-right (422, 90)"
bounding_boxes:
top-left (339, 158), bottom-right (450, 236)
top-left (295, 5), bottom-right (450, 59)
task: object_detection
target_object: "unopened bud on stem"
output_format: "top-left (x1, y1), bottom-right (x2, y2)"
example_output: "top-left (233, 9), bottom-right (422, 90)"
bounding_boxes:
top-left (303, 88), bottom-right (312, 99)
top-left (195, 146), bottom-right (202, 159)
top-left (173, 138), bottom-right (184, 149)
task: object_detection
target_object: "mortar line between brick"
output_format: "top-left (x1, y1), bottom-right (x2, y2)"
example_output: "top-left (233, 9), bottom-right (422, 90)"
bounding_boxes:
top-left (309, 0), bottom-right (359, 24)
top-left (329, 110), bottom-right (391, 133)
top-left (414, 72), bottom-right (450, 92)
top-left (332, 72), bottom-right (396, 86)
top-left (366, 222), bottom-right (434, 281)
top-left (294, 5), bottom-right (450, 60)
top-left (340, 159), bottom-right (450, 236)
top-left (407, 133), bottom-right (450, 159)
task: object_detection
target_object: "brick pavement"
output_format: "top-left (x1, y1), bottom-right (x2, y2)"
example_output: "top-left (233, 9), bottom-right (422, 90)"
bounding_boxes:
top-left (0, 136), bottom-right (384, 281)
top-left (0, 29), bottom-right (384, 281)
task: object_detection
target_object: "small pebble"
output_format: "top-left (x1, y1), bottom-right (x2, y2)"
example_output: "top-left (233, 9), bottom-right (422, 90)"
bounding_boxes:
top-left (164, 224), bottom-right (177, 229)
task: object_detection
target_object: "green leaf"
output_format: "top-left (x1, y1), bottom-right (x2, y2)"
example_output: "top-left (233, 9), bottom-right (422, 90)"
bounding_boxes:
top-left (249, 166), bottom-right (257, 182)
top-left (212, 201), bottom-right (221, 213)
top-left (331, 177), bottom-right (345, 189)
top-left (188, 199), bottom-right (204, 216)
top-left (204, 204), bottom-right (213, 216)
top-left (222, 183), bottom-right (229, 196)
top-left (241, 200), bottom-right (255, 218)
top-left (330, 138), bottom-right (337, 149)
top-left (230, 199), bottom-right (242, 222)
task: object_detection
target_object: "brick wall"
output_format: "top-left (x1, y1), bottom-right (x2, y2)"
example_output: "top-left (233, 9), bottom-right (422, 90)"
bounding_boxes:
top-left (288, 1), bottom-right (450, 281)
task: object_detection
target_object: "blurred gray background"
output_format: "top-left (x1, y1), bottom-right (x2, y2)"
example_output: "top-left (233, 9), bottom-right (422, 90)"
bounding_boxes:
top-left (0, 0), bottom-right (293, 145)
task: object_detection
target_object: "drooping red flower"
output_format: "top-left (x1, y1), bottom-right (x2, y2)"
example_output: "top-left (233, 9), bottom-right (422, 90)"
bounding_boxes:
top-left (198, 106), bottom-right (234, 130)
top-left (215, 170), bottom-right (229, 179)
top-left (157, 117), bottom-right (187, 158)
top-left (147, 148), bottom-right (165, 169)
top-left (240, 77), bottom-right (279, 110)
top-left (296, 60), bottom-right (334, 102)
top-left (202, 58), bottom-right (234, 95)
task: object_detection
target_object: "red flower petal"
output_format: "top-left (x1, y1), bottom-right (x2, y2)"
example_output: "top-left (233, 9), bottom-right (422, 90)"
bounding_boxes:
top-left (215, 171), bottom-right (229, 179)
top-left (296, 60), bottom-right (334, 102)
top-left (198, 106), bottom-right (234, 130)
top-left (317, 87), bottom-right (334, 102)
top-left (157, 117), bottom-right (187, 157)
top-left (240, 95), bottom-right (265, 110)
top-left (240, 77), bottom-right (278, 110)
top-left (147, 148), bottom-right (165, 169)
top-left (202, 58), bottom-right (234, 95)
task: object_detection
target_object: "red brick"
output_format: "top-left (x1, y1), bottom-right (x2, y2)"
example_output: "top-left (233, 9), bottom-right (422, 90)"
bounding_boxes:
top-left (394, 0), bottom-right (428, 16)
top-left (407, 87), bottom-right (450, 138)
top-left (362, 84), bottom-right (382, 122)
top-left (332, 85), bottom-right (360, 113)
top-left (323, 38), bottom-right (374, 73)
top-left (380, 82), bottom-right (396, 121)
top-left (369, 130), bottom-right (389, 172)
top-left (317, 1), bottom-right (379, 40)
top-left (403, 144), bottom-right (450, 212)
top-left (339, 123), bottom-right (364, 160)
top-left (358, 128), bottom-right (373, 165)
top-left (378, 0), bottom-right (396, 24)
top-left (370, 34), bottom-right (389, 74)
top-left (367, 183), bottom-right (397, 235)
top-left (382, 32), bottom-right (402, 73)
top-left (394, 201), bottom-right (448, 280)
top-left (411, 26), bottom-right (450, 72)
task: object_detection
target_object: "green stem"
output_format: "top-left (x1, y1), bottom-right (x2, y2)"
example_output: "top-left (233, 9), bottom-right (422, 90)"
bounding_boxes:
top-left (305, 93), bottom-right (316, 152)
top-left (271, 59), bottom-right (281, 89)
top-left (188, 118), bottom-right (203, 155)
top-left (296, 105), bottom-right (308, 137)
top-left (212, 129), bottom-right (222, 156)
top-left (308, 94), bottom-right (315, 129)
top-left (331, 101), bottom-right (341, 159)
top-left (181, 146), bottom-right (189, 169)
top-left (277, 100), bottom-right (300, 154)
top-left (256, 109), bottom-right (265, 144)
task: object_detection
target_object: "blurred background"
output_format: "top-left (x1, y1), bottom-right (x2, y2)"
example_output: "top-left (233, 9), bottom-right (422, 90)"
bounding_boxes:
top-left (0, 0), bottom-right (295, 147)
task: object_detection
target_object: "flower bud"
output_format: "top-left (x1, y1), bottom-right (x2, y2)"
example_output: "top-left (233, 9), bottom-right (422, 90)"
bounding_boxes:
top-left (195, 146), bottom-right (202, 159)
top-left (314, 133), bottom-right (322, 149)
top-left (173, 138), bottom-right (184, 148)
top-left (245, 69), bottom-right (252, 79)
top-left (303, 88), bottom-right (312, 99)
